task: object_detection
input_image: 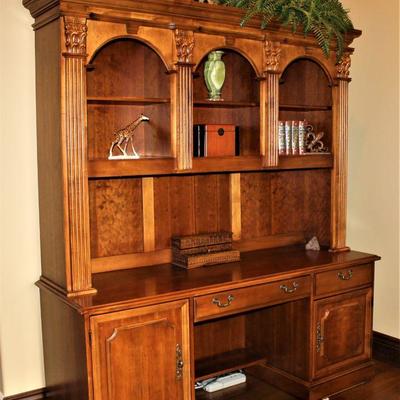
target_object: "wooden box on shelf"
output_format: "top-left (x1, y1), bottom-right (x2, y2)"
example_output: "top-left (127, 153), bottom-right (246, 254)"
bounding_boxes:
top-left (171, 231), bottom-right (240, 269)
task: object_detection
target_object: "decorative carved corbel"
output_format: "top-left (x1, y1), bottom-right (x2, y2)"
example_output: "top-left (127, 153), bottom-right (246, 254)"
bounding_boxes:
top-left (336, 53), bottom-right (351, 80)
top-left (64, 16), bottom-right (87, 56)
top-left (264, 40), bottom-right (281, 73)
top-left (174, 29), bottom-right (195, 64)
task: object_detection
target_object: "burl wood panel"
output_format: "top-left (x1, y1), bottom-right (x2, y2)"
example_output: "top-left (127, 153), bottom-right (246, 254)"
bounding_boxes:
top-left (241, 170), bottom-right (331, 246)
top-left (241, 172), bottom-right (272, 239)
top-left (87, 38), bottom-right (169, 98)
top-left (193, 50), bottom-right (260, 156)
top-left (153, 174), bottom-right (231, 250)
top-left (246, 299), bottom-right (310, 381)
top-left (34, 20), bottom-right (67, 288)
top-left (89, 178), bottom-right (144, 258)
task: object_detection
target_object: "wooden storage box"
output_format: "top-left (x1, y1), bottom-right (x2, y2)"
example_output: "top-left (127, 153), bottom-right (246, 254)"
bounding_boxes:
top-left (193, 124), bottom-right (240, 157)
top-left (172, 232), bottom-right (240, 269)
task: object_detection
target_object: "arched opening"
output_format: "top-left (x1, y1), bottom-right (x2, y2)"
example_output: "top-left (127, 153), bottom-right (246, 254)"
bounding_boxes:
top-left (193, 49), bottom-right (260, 157)
top-left (279, 58), bottom-right (333, 153)
top-left (86, 38), bottom-right (171, 160)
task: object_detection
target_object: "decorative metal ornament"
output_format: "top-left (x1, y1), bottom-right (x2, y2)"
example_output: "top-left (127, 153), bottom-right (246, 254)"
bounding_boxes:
top-left (108, 114), bottom-right (150, 160)
top-left (204, 51), bottom-right (226, 101)
top-left (305, 125), bottom-right (329, 153)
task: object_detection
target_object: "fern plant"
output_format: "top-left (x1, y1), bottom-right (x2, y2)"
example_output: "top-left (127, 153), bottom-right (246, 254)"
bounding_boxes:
top-left (216, 0), bottom-right (353, 60)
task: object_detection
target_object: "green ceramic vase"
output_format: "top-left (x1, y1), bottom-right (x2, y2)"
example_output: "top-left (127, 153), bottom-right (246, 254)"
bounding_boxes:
top-left (204, 51), bottom-right (226, 101)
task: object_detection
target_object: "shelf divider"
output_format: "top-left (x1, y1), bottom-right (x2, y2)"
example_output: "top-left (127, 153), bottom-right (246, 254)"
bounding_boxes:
top-left (279, 104), bottom-right (332, 111)
top-left (87, 96), bottom-right (171, 105)
top-left (194, 100), bottom-right (259, 108)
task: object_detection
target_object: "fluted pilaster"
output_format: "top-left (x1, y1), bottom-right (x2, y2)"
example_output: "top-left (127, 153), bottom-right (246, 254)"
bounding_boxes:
top-left (63, 16), bottom-right (94, 294)
top-left (331, 54), bottom-right (351, 251)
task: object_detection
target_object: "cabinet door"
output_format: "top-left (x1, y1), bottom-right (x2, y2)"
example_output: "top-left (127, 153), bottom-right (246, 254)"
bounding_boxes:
top-left (90, 300), bottom-right (191, 400)
top-left (313, 288), bottom-right (372, 378)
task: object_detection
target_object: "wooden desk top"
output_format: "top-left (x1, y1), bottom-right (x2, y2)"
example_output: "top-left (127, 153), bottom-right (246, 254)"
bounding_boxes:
top-left (39, 246), bottom-right (379, 314)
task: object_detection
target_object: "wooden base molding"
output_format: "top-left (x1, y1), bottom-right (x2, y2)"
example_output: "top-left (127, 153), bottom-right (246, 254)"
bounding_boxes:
top-left (373, 331), bottom-right (400, 367)
top-left (3, 388), bottom-right (46, 400)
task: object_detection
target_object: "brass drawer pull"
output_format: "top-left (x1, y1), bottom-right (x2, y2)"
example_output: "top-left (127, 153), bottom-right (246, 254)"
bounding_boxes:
top-left (280, 282), bottom-right (299, 294)
top-left (212, 294), bottom-right (234, 308)
top-left (337, 269), bottom-right (353, 281)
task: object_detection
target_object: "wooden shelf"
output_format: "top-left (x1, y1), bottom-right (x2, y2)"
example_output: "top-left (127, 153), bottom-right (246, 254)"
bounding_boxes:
top-left (192, 156), bottom-right (262, 173)
top-left (278, 154), bottom-right (333, 169)
top-left (87, 96), bottom-right (170, 105)
top-left (88, 157), bottom-right (175, 178)
top-left (195, 374), bottom-right (295, 399)
top-left (88, 154), bottom-right (333, 178)
top-left (194, 100), bottom-right (259, 108)
top-left (279, 104), bottom-right (332, 111)
top-left (195, 349), bottom-right (266, 382)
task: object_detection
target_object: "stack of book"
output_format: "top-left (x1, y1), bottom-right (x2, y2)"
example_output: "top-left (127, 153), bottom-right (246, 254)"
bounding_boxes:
top-left (279, 120), bottom-right (307, 155)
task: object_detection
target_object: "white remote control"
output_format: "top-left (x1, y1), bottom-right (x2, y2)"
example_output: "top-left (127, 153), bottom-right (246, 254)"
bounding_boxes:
top-left (203, 372), bottom-right (246, 392)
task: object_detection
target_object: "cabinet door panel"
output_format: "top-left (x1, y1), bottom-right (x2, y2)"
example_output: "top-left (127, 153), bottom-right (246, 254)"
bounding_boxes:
top-left (90, 300), bottom-right (191, 400)
top-left (313, 288), bottom-right (372, 378)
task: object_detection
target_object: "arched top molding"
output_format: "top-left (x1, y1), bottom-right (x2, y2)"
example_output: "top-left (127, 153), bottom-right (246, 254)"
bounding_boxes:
top-left (279, 55), bottom-right (335, 85)
top-left (87, 35), bottom-right (172, 72)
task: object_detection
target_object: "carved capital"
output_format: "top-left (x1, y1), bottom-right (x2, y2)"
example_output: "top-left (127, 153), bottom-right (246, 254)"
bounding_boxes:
top-left (64, 16), bottom-right (87, 56)
top-left (174, 29), bottom-right (195, 64)
top-left (336, 53), bottom-right (351, 80)
top-left (264, 40), bottom-right (281, 73)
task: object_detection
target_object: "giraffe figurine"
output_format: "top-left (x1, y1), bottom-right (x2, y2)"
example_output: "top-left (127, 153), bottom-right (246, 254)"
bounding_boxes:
top-left (108, 114), bottom-right (150, 160)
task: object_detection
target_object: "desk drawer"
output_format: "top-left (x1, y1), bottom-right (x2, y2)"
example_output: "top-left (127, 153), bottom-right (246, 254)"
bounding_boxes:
top-left (315, 263), bottom-right (373, 296)
top-left (194, 276), bottom-right (311, 322)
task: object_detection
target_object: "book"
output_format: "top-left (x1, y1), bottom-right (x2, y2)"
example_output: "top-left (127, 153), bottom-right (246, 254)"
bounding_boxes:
top-left (278, 121), bottom-right (286, 155)
top-left (291, 120), bottom-right (299, 155)
top-left (193, 125), bottom-right (206, 157)
top-left (299, 120), bottom-right (307, 154)
top-left (284, 121), bottom-right (292, 155)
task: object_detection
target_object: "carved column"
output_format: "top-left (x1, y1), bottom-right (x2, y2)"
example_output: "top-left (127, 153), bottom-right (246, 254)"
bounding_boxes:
top-left (261, 40), bottom-right (281, 167)
top-left (173, 29), bottom-right (194, 170)
top-left (63, 16), bottom-right (94, 295)
top-left (331, 54), bottom-right (352, 251)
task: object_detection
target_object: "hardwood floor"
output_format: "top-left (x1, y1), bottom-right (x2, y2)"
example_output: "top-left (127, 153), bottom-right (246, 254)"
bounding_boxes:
top-left (196, 361), bottom-right (400, 399)
top-left (333, 361), bottom-right (400, 400)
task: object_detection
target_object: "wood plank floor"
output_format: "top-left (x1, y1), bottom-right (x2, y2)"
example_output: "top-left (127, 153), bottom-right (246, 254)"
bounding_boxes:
top-left (196, 361), bottom-right (400, 399)
top-left (333, 361), bottom-right (399, 400)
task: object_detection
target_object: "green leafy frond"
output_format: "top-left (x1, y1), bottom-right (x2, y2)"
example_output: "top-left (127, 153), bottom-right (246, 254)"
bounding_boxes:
top-left (217, 0), bottom-right (353, 59)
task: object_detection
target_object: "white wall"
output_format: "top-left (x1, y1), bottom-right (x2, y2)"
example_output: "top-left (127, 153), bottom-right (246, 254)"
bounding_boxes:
top-left (343, 0), bottom-right (400, 339)
top-left (0, 0), bottom-right (398, 397)
top-left (0, 0), bottom-right (45, 396)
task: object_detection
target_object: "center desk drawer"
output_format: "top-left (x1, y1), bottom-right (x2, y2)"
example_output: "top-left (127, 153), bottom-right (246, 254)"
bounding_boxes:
top-left (315, 263), bottom-right (374, 296)
top-left (194, 276), bottom-right (311, 322)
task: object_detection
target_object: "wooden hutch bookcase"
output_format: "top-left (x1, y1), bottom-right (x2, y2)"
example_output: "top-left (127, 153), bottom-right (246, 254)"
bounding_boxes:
top-left (23, 0), bottom-right (380, 399)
